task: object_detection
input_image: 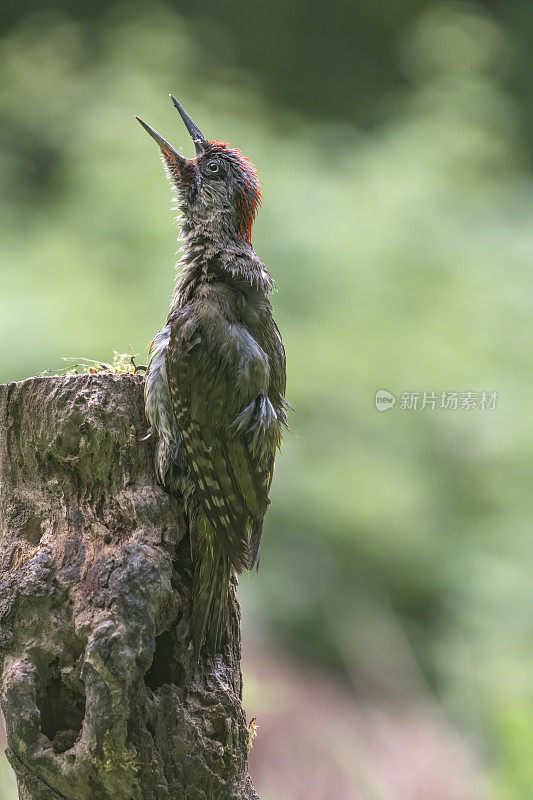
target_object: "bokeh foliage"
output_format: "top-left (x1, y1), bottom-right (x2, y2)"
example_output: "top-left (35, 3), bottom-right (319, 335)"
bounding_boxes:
top-left (1, 2), bottom-right (533, 797)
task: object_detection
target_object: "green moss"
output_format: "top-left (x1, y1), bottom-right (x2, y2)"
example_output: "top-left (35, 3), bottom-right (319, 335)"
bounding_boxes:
top-left (101, 731), bottom-right (139, 776)
top-left (43, 350), bottom-right (146, 377)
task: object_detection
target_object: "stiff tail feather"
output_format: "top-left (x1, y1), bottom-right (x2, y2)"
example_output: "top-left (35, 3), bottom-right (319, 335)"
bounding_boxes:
top-left (191, 515), bottom-right (235, 659)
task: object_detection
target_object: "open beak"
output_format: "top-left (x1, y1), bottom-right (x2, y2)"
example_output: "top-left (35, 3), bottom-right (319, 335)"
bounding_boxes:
top-left (136, 95), bottom-right (207, 163)
top-left (135, 116), bottom-right (186, 167)
top-left (169, 95), bottom-right (206, 156)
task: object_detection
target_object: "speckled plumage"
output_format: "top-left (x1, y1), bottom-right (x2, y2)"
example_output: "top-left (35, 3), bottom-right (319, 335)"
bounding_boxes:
top-left (138, 97), bottom-right (289, 657)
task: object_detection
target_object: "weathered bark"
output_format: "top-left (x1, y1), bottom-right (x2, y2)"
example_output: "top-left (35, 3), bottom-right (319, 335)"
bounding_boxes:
top-left (0, 374), bottom-right (257, 800)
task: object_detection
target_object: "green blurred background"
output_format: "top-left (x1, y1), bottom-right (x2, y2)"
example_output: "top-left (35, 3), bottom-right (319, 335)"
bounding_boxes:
top-left (2, 1), bottom-right (533, 798)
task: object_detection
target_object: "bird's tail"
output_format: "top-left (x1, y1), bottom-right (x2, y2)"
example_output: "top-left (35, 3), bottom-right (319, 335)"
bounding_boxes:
top-left (191, 514), bottom-right (235, 659)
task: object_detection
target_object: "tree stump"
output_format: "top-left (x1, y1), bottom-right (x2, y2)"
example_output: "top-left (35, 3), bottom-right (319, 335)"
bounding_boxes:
top-left (0, 374), bottom-right (257, 800)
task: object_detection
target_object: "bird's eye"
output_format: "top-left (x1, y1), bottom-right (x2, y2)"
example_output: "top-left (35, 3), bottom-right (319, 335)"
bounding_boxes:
top-left (207, 161), bottom-right (220, 174)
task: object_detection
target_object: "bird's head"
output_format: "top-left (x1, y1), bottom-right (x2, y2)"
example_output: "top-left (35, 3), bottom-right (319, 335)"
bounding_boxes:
top-left (136, 95), bottom-right (261, 244)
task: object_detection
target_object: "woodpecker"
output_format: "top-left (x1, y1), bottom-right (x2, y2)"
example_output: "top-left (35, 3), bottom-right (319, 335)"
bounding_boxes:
top-left (137, 95), bottom-right (289, 658)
